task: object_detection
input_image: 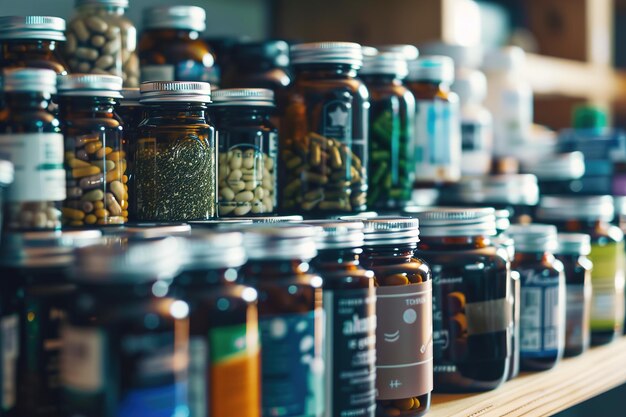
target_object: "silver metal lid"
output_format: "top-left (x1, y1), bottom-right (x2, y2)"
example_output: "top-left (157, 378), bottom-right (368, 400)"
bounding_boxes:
top-left (508, 224), bottom-right (558, 253)
top-left (72, 236), bottom-right (182, 283)
top-left (2, 68), bottom-right (57, 93)
top-left (291, 42), bottom-right (363, 67)
top-left (338, 212), bottom-right (379, 220)
top-left (76, 0), bottom-right (129, 7)
top-left (537, 195), bottom-right (614, 222)
top-left (446, 174), bottom-right (539, 206)
top-left (120, 88), bottom-right (140, 106)
top-left (241, 215), bottom-right (304, 223)
top-left (189, 219), bottom-right (254, 228)
top-left (360, 51), bottom-right (409, 78)
top-left (495, 209), bottom-right (511, 232)
top-left (408, 55), bottom-right (455, 83)
top-left (143, 5), bottom-right (206, 32)
top-left (376, 44), bottom-right (419, 61)
top-left (57, 74), bottom-right (123, 98)
top-left (0, 160), bottom-right (14, 186)
top-left (106, 223), bottom-right (192, 238)
top-left (183, 231), bottom-right (246, 270)
top-left (556, 233), bottom-right (591, 256)
top-left (243, 224), bottom-right (318, 260)
top-left (410, 207), bottom-right (497, 237)
top-left (0, 16), bottom-right (66, 41)
top-left (212, 88), bottom-right (274, 107)
top-left (360, 216), bottom-right (420, 246)
top-left (301, 220), bottom-right (364, 250)
top-left (140, 81), bottom-right (212, 103)
top-left (523, 152), bottom-right (585, 180)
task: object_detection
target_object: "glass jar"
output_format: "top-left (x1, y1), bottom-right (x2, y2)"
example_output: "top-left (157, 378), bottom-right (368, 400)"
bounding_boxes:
top-left (305, 220), bottom-right (377, 416)
top-left (0, 229), bottom-right (101, 417)
top-left (211, 89), bottom-right (278, 216)
top-left (412, 208), bottom-right (511, 392)
top-left (508, 224), bottom-right (566, 371)
top-left (0, 68), bottom-right (65, 232)
top-left (139, 5), bottom-right (216, 83)
top-left (281, 42), bottom-right (368, 215)
top-left (118, 88), bottom-right (141, 221)
top-left (0, 16), bottom-right (68, 74)
top-left (174, 231), bottom-right (260, 417)
top-left (136, 81), bottom-right (217, 222)
top-left (405, 56), bottom-right (461, 186)
top-left (64, 0), bottom-right (138, 87)
top-left (536, 195), bottom-right (624, 345)
top-left (555, 233), bottom-right (592, 357)
top-left (61, 236), bottom-right (189, 417)
top-left (57, 74), bottom-right (127, 227)
top-left (240, 225), bottom-right (324, 417)
top-left (360, 51), bottom-right (415, 210)
top-left (359, 217), bottom-right (432, 417)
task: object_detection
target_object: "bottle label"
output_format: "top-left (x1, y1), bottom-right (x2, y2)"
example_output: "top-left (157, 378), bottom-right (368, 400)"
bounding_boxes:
top-left (1, 314), bottom-right (18, 411)
top-left (376, 280), bottom-right (433, 400)
top-left (61, 326), bottom-right (104, 392)
top-left (141, 62), bottom-right (218, 83)
top-left (0, 133), bottom-right (65, 202)
top-left (518, 268), bottom-right (565, 358)
top-left (565, 284), bottom-right (590, 351)
top-left (323, 100), bottom-right (353, 141)
top-left (588, 241), bottom-right (625, 331)
top-left (323, 288), bottom-right (376, 417)
top-left (259, 310), bottom-right (324, 417)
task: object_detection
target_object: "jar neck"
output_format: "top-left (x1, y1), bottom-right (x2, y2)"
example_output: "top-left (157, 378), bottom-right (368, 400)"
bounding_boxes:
top-left (514, 251), bottom-right (555, 264)
top-left (58, 96), bottom-right (118, 117)
top-left (361, 74), bottom-right (402, 84)
top-left (144, 28), bottom-right (199, 41)
top-left (362, 243), bottom-right (417, 263)
top-left (215, 106), bottom-right (272, 124)
top-left (2, 38), bottom-right (58, 51)
top-left (407, 80), bottom-right (451, 93)
top-left (175, 267), bottom-right (236, 287)
top-left (144, 102), bottom-right (207, 118)
top-left (243, 257), bottom-right (313, 280)
top-left (4, 91), bottom-right (53, 111)
top-left (77, 3), bottom-right (126, 15)
top-left (417, 235), bottom-right (492, 250)
top-left (314, 247), bottom-right (362, 268)
top-left (294, 63), bottom-right (358, 79)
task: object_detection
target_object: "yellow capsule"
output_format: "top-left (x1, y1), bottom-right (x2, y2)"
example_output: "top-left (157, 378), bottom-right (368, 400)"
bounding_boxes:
top-left (85, 141), bottom-right (103, 154)
top-left (95, 146), bottom-right (113, 159)
top-left (122, 174), bottom-right (128, 184)
top-left (72, 166), bottom-right (101, 178)
top-left (67, 158), bottom-right (91, 168)
top-left (106, 150), bottom-right (126, 162)
top-left (94, 201), bottom-right (104, 210)
top-left (121, 200), bottom-right (128, 210)
top-left (62, 207), bottom-right (85, 220)
top-left (84, 214), bottom-right (97, 224)
top-left (95, 208), bottom-right (109, 219)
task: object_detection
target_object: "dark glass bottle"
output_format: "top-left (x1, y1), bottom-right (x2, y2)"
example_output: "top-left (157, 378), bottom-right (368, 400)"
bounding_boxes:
top-left (222, 40), bottom-right (291, 91)
top-left (412, 208), bottom-right (511, 392)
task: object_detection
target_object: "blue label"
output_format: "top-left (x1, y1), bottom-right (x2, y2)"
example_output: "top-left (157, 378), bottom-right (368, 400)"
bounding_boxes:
top-left (119, 384), bottom-right (186, 417)
top-left (260, 311), bottom-right (324, 417)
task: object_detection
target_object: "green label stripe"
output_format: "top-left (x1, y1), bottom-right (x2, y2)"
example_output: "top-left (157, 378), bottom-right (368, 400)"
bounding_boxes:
top-left (209, 324), bottom-right (258, 364)
top-left (37, 163), bottom-right (64, 170)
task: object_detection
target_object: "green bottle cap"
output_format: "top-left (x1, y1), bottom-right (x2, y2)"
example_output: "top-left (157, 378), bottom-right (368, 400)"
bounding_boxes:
top-left (572, 104), bottom-right (607, 129)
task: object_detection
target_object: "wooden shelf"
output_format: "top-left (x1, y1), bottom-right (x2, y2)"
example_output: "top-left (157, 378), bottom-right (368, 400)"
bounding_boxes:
top-left (429, 337), bottom-right (626, 417)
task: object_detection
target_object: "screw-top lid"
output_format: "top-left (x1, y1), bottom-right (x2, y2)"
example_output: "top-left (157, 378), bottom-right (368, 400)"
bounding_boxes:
top-left (359, 216), bottom-right (420, 246)
top-left (183, 231), bottom-right (246, 270)
top-left (483, 46), bottom-right (526, 72)
top-left (212, 88), bottom-right (274, 107)
top-left (0, 160), bottom-right (14, 186)
top-left (301, 219), bottom-right (364, 250)
top-left (291, 42), bottom-right (363, 68)
top-left (243, 224), bottom-right (319, 260)
top-left (452, 68), bottom-right (487, 104)
top-left (572, 104), bottom-right (608, 130)
top-left (120, 88), bottom-right (140, 106)
top-left (508, 224), bottom-right (558, 253)
top-left (442, 174), bottom-right (539, 206)
top-left (360, 50), bottom-right (409, 78)
top-left (407, 55), bottom-right (455, 84)
top-left (408, 207), bottom-right (497, 237)
top-left (556, 233), bottom-right (591, 256)
top-left (76, 0), bottom-right (129, 7)
top-left (140, 81), bottom-right (212, 103)
top-left (57, 74), bottom-right (123, 98)
top-left (537, 195), bottom-right (615, 222)
top-left (0, 16), bottom-right (66, 41)
top-left (2, 68), bottom-right (57, 94)
top-left (143, 5), bottom-right (206, 32)
top-left (420, 42), bottom-right (483, 69)
top-left (495, 209), bottom-right (511, 233)
top-left (233, 40), bottom-right (290, 68)
top-left (523, 151), bottom-right (585, 181)
top-left (102, 223), bottom-right (192, 238)
top-left (376, 44), bottom-right (419, 61)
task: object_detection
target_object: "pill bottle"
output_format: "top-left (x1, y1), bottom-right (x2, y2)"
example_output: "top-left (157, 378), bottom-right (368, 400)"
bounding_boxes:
top-left (139, 5), bottom-right (216, 84)
top-left (223, 40), bottom-right (291, 93)
top-left (360, 51), bottom-right (416, 210)
top-left (555, 233), bottom-right (592, 357)
top-left (174, 231), bottom-right (260, 417)
top-left (57, 74), bottom-right (127, 228)
top-left (0, 16), bottom-right (68, 74)
top-left (0, 68), bottom-right (65, 232)
top-left (406, 55), bottom-right (461, 186)
top-left (240, 224), bottom-right (324, 417)
top-left (136, 81), bottom-right (217, 222)
top-left (536, 195), bottom-right (624, 345)
top-left (508, 224), bottom-right (566, 371)
top-left (523, 152), bottom-right (585, 196)
top-left (64, 0), bottom-right (138, 87)
top-left (305, 220), bottom-right (377, 416)
top-left (211, 88), bottom-right (278, 217)
top-left (61, 236), bottom-right (189, 417)
top-left (118, 88), bottom-right (141, 221)
top-left (281, 42), bottom-right (368, 215)
top-left (0, 229), bottom-right (101, 417)
top-left (411, 208), bottom-right (511, 391)
top-left (359, 217), bottom-right (432, 417)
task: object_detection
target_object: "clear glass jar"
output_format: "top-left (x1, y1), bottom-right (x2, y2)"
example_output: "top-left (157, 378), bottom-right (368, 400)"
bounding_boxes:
top-left (360, 51), bottom-right (415, 210)
top-left (139, 6), bottom-right (216, 83)
top-left (118, 88), bottom-right (142, 221)
top-left (412, 208), bottom-right (511, 392)
top-left (173, 231), bottom-right (260, 417)
top-left (240, 225), bottom-right (324, 417)
top-left (58, 74), bottom-right (127, 227)
top-left (508, 224), bottom-right (566, 371)
top-left (359, 217), bottom-right (432, 417)
top-left (555, 233), bottom-right (592, 357)
top-left (0, 16), bottom-right (68, 74)
top-left (536, 195), bottom-right (624, 345)
top-left (0, 230), bottom-right (101, 417)
top-left (281, 42), bottom-right (368, 215)
top-left (136, 81), bottom-right (217, 222)
top-left (305, 220), bottom-right (377, 416)
top-left (61, 236), bottom-right (189, 417)
top-left (64, 0), bottom-right (138, 87)
top-left (211, 89), bottom-right (278, 216)
top-left (0, 68), bottom-right (65, 232)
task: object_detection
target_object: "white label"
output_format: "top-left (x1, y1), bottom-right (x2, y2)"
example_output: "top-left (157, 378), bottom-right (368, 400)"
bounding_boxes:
top-left (188, 337), bottom-right (208, 417)
top-left (141, 65), bottom-right (175, 82)
top-left (0, 133), bottom-right (65, 202)
top-left (1, 315), bottom-right (18, 410)
top-left (60, 326), bottom-right (103, 392)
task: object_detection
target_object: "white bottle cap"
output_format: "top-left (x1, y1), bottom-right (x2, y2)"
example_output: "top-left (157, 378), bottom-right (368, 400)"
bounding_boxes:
top-left (407, 55), bottom-right (455, 84)
top-left (452, 68), bottom-right (487, 104)
top-left (482, 46), bottom-right (526, 72)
